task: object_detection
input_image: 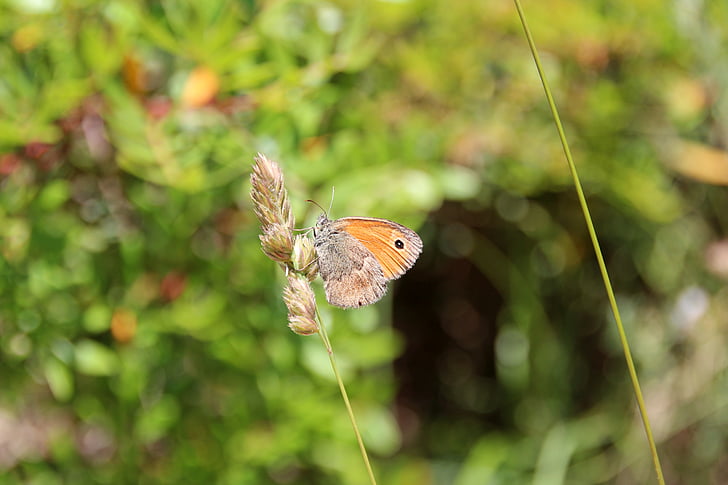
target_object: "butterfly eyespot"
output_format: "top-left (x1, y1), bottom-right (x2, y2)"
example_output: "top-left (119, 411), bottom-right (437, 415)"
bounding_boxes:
top-left (394, 239), bottom-right (404, 249)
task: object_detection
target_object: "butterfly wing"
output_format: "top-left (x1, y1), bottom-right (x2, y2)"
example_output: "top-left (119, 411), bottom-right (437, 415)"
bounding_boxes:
top-left (314, 219), bottom-right (387, 308)
top-left (321, 251), bottom-right (387, 308)
top-left (334, 217), bottom-right (423, 280)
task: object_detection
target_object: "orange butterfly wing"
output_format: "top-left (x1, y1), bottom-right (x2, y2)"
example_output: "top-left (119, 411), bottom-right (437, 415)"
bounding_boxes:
top-left (334, 217), bottom-right (423, 280)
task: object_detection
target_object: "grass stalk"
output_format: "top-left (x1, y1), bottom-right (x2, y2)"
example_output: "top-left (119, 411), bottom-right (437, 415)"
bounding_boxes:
top-left (250, 153), bottom-right (377, 483)
top-left (511, 2), bottom-right (666, 483)
top-left (315, 307), bottom-right (378, 485)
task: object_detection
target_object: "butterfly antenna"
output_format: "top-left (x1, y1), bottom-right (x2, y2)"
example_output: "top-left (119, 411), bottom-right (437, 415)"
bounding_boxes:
top-left (328, 186), bottom-right (335, 216)
top-left (305, 199), bottom-right (327, 216)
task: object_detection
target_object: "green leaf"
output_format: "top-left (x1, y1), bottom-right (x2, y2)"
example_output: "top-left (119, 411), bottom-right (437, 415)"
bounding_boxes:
top-left (44, 357), bottom-right (74, 402)
top-left (135, 395), bottom-right (181, 443)
top-left (74, 340), bottom-right (120, 376)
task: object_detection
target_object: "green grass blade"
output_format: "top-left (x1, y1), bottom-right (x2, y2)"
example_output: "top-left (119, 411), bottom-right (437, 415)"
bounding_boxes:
top-left (511, 2), bottom-right (666, 483)
top-left (316, 308), bottom-right (378, 485)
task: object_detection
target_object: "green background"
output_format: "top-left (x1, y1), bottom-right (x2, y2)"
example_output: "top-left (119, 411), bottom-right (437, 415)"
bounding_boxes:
top-left (1, 0), bottom-right (727, 483)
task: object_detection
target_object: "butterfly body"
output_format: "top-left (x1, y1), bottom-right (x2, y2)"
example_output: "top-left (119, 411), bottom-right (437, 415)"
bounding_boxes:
top-left (314, 214), bottom-right (423, 308)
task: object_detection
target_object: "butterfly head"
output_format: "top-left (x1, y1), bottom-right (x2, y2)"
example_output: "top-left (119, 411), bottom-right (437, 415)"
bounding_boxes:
top-left (306, 199), bottom-right (331, 232)
top-left (312, 213), bottom-right (334, 245)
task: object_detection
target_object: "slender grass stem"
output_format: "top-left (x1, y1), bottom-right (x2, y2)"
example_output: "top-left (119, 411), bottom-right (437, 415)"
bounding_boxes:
top-left (315, 308), bottom-right (378, 485)
top-left (512, 2), bottom-right (665, 483)
top-left (250, 153), bottom-right (376, 483)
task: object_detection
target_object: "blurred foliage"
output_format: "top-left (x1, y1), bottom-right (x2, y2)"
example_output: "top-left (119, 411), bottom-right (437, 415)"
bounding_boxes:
top-left (1, 0), bottom-right (728, 483)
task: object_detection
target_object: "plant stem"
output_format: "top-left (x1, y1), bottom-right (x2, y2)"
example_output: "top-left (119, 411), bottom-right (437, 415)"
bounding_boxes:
top-left (512, 1), bottom-right (666, 484)
top-left (316, 308), bottom-right (378, 485)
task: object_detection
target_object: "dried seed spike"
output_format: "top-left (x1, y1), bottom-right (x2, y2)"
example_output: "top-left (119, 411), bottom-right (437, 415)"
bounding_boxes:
top-left (283, 275), bottom-right (318, 335)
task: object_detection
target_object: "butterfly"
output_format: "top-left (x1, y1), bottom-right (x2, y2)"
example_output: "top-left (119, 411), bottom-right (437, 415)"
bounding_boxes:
top-left (313, 214), bottom-right (423, 308)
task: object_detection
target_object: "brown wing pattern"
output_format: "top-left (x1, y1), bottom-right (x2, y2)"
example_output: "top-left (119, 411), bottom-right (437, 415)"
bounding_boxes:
top-left (323, 257), bottom-right (387, 308)
top-left (335, 217), bottom-right (423, 280)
